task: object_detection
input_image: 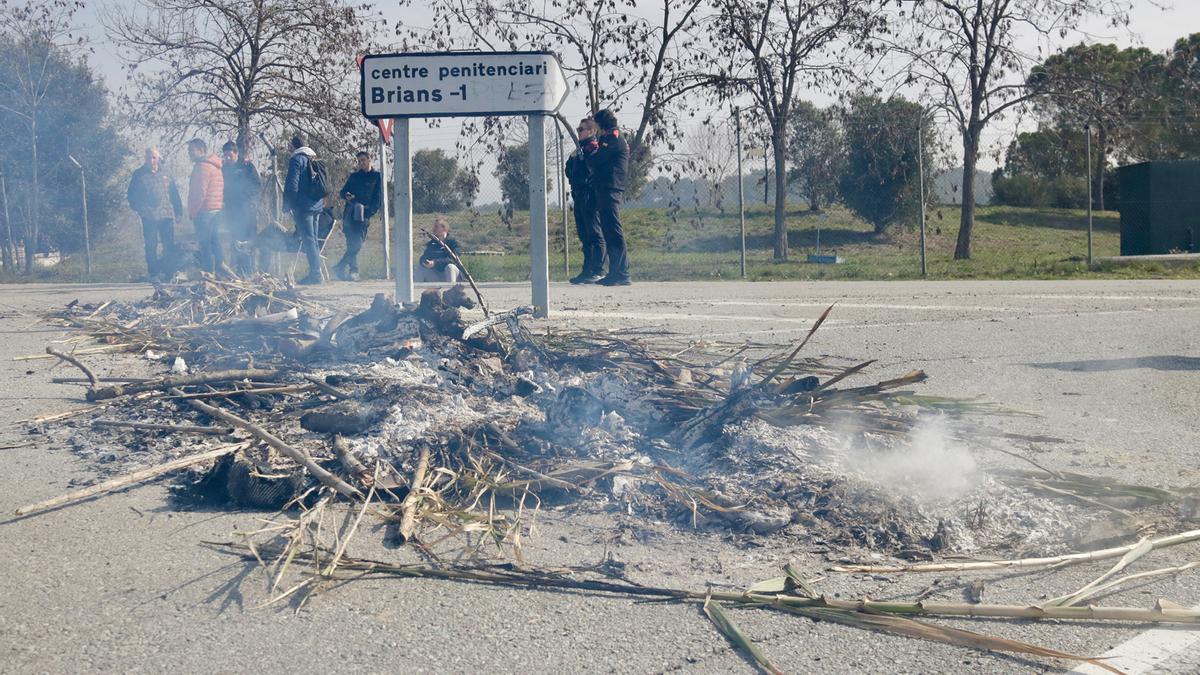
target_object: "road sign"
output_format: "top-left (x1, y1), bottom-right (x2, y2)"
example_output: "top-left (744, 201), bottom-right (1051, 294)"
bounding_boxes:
top-left (361, 51), bottom-right (570, 120)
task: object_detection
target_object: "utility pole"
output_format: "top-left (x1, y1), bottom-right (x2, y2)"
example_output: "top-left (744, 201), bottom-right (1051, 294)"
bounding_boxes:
top-left (68, 156), bottom-right (91, 280)
top-left (918, 111), bottom-right (928, 279)
top-left (379, 133), bottom-right (391, 279)
top-left (1085, 123), bottom-right (1094, 269)
top-left (735, 108), bottom-right (746, 279)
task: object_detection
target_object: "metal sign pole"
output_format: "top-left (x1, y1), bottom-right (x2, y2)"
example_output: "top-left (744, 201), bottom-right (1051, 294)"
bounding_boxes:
top-left (529, 115), bottom-right (549, 317)
top-left (379, 134), bottom-right (392, 280)
top-left (735, 107), bottom-right (746, 279)
top-left (1086, 124), bottom-right (1094, 269)
top-left (393, 118), bottom-right (413, 303)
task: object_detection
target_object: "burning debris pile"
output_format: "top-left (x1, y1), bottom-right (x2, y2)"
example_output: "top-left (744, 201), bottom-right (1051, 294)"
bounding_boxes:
top-left (28, 275), bottom-right (1194, 553)
top-left (19, 273), bottom-right (1200, 671)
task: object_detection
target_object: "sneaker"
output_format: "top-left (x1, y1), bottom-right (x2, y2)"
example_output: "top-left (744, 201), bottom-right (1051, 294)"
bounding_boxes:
top-left (334, 264), bottom-right (352, 282)
top-left (570, 273), bottom-right (604, 285)
top-left (348, 272), bottom-right (360, 282)
top-left (298, 274), bottom-right (323, 286)
top-left (597, 276), bottom-right (631, 286)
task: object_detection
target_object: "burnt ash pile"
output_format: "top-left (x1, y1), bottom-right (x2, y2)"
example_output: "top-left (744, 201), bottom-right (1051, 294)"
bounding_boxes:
top-left (31, 276), bottom-right (1184, 559)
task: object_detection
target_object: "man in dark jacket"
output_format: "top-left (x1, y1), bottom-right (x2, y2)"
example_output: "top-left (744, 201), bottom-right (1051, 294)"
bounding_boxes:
top-left (566, 117), bottom-right (606, 284)
top-left (283, 132), bottom-right (325, 285)
top-left (334, 150), bottom-right (382, 281)
top-left (416, 217), bottom-right (462, 283)
top-left (221, 141), bottom-right (262, 276)
top-left (126, 147), bottom-right (182, 280)
top-left (585, 109), bottom-right (631, 286)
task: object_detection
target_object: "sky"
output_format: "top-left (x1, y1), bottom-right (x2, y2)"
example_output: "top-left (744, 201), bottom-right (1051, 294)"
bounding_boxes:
top-left (77, 0), bottom-right (1199, 178)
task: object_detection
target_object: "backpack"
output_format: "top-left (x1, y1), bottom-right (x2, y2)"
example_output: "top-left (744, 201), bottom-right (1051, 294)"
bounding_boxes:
top-left (304, 156), bottom-right (330, 201)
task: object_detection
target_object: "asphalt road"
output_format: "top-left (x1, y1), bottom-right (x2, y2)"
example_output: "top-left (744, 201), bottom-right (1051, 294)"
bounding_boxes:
top-left (1, 278), bottom-right (1198, 674)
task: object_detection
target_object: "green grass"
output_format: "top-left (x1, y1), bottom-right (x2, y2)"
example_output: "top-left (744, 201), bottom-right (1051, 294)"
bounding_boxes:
top-left (13, 202), bottom-right (1200, 284)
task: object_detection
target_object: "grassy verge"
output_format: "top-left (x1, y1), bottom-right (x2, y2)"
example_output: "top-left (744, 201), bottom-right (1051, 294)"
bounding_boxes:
top-left (13, 202), bottom-right (1200, 283)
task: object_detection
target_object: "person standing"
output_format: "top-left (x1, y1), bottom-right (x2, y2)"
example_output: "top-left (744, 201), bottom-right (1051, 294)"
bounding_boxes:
top-left (186, 139), bottom-right (224, 276)
top-left (126, 148), bottom-right (182, 281)
top-left (586, 109), bottom-right (631, 286)
top-left (221, 141), bottom-right (262, 276)
top-left (334, 150), bottom-right (382, 281)
top-left (416, 217), bottom-right (462, 283)
top-left (566, 117), bottom-right (606, 284)
top-left (283, 132), bottom-right (325, 285)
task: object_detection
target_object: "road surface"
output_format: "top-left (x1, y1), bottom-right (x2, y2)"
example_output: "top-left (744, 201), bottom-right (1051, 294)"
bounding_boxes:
top-left (2, 279), bottom-right (1198, 674)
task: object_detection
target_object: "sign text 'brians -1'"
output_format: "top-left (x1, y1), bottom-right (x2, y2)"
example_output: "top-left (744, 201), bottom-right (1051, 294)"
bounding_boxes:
top-left (360, 51), bottom-right (570, 120)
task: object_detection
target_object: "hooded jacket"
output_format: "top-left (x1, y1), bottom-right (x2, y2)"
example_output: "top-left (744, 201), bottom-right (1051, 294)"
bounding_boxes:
top-left (188, 154), bottom-right (224, 218)
top-left (284, 146), bottom-right (324, 214)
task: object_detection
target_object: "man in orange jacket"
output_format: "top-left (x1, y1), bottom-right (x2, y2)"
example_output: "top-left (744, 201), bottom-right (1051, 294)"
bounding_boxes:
top-left (187, 138), bottom-right (225, 275)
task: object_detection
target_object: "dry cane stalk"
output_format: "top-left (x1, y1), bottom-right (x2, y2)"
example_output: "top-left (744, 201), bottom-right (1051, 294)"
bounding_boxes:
top-left (832, 528), bottom-right (1200, 574)
top-left (15, 442), bottom-right (249, 516)
top-left (88, 368), bottom-right (287, 401)
top-left (398, 446), bottom-right (432, 543)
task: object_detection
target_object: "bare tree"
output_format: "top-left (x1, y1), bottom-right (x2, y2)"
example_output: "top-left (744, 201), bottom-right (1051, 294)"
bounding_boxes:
top-left (105, 0), bottom-right (377, 154)
top-left (402, 0), bottom-right (709, 190)
top-left (0, 0), bottom-right (83, 270)
top-left (684, 122), bottom-right (737, 212)
top-left (710, 0), bottom-right (884, 260)
top-left (888, 0), bottom-right (1131, 259)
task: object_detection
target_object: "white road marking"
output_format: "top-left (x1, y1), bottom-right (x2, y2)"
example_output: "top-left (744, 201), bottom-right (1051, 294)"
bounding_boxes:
top-left (554, 304), bottom-right (1200, 342)
top-left (557, 309), bottom-right (848, 326)
top-left (1070, 607), bottom-right (1200, 675)
top-left (708, 300), bottom-right (1020, 312)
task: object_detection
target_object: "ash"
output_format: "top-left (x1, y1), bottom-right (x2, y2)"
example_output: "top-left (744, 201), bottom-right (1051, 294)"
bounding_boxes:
top-left (37, 279), bottom-right (1155, 560)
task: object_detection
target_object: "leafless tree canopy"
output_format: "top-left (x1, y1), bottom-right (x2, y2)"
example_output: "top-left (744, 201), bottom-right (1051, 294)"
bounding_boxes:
top-left (402, 0), bottom-right (707, 170)
top-left (105, 0), bottom-right (378, 154)
top-left (888, 0), bottom-right (1132, 259)
top-left (709, 0), bottom-right (885, 260)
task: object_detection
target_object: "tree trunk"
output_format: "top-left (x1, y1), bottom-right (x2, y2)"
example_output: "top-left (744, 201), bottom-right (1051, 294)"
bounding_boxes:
top-left (26, 116), bottom-right (38, 272)
top-left (1096, 125), bottom-right (1107, 211)
top-left (772, 126), bottom-right (788, 261)
top-left (954, 127), bottom-right (980, 261)
top-left (237, 110), bottom-right (251, 156)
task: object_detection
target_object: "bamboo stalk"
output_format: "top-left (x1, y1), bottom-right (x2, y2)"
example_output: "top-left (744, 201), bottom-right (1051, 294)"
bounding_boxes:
top-left (91, 419), bottom-right (235, 435)
top-left (15, 343), bottom-right (138, 361)
top-left (213, 542), bottom-right (1200, 625)
top-left (174, 389), bottom-right (363, 500)
top-left (15, 442), bottom-right (248, 516)
top-left (831, 528), bottom-right (1200, 574)
top-left (87, 368), bottom-right (287, 401)
top-left (397, 446), bottom-right (431, 543)
top-left (52, 376), bottom-right (151, 384)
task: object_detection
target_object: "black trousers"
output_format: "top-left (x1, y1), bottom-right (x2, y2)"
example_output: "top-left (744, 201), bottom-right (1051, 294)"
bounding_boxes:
top-left (139, 215), bottom-right (174, 279)
top-left (572, 195), bottom-right (606, 276)
top-left (595, 189), bottom-right (628, 280)
top-left (336, 219), bottom-right (368, 273)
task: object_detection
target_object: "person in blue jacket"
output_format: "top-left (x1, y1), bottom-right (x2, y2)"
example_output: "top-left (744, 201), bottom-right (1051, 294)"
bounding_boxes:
top-left (283, 132), bottom-right (324, 285)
